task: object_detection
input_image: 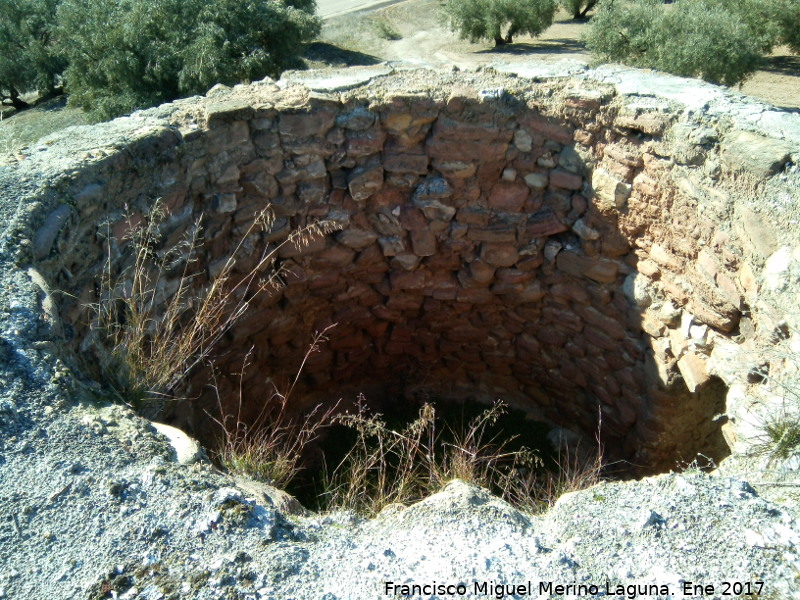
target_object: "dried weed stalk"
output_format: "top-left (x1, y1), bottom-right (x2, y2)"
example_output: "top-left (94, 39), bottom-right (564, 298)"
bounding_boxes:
top-left (208, 326), bottom-right (340, 488)
top-left (87, 199), bottom-right (337, 409)
top-left (519, 409), bottom-right (606, 513)
top-left (321, 399), bottom-right (544, 515)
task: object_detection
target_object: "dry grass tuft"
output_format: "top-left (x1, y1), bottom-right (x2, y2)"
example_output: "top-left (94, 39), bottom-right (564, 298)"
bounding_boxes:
top-left (208, 327), bottom-right (340, 488)
top-left (320, 399), bottom-right (565, 515)
top-left (521, 441), bottom-right (606, 512)
top-left (86, 199), bottom-right (338, 412)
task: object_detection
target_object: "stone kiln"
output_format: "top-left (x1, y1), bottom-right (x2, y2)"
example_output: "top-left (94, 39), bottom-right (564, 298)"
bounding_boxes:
top-left (32, 66), bottom-right (800, 475)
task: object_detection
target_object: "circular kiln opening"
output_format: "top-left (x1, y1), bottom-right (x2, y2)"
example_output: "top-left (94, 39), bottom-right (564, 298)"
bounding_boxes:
top-left (51, 81), bottom-right (732, 490)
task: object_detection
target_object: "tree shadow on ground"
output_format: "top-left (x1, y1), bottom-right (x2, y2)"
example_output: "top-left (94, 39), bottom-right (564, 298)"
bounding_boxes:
top-left (304, 42), bottom-right (383, 68)
top-left (36, 95), bottom-right (69, 112)
top-left (759, 54), bottom-right (800, 78)
top-left (476, 38), bottom-right (588, 56)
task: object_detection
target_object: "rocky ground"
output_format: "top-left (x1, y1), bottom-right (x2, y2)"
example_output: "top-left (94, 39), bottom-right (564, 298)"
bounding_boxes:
top-left (1, 385), bottom-right (799, 599)
top-left (1, 63), bottom-right (800, 599)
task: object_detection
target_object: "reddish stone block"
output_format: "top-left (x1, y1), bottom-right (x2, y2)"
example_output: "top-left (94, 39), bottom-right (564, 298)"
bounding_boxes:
top-left (522, 116), bottom-right (574, 145)
top-left (390, 325), bottom-right (414, 343)
top-left (496, 268), bottom-right (534, 285)
top-left (399, 206), bottom-right (427, 231)
top-left (574, 305), bottom-right (627, 340)
top-left (445, 324), bottom-right (487, 343)
top-left (555, 252), bottom-right (619, 284)
top-left (489, 182), bottom-right (529, 212)
top-left (565, 340), bottom-right (585, 358)
top-left (477, 160), bottom-right (507, 183)
top-left (426, 138), bottom-right (508, 162)
top-left (603, 351), bottom-right (628, 370)
top-left (410, 230), bottom-right (437, 256)
top-left (570, 194), bottom-right (588, 216)
top-left (550, 282), bottom-right (591, 305)
top-left (391, 270), bottom-right (428, 291)
top-left (513, 281), bottom-right (546, 304)
top-left (584, 327), bottom-right (617, 352)
top-left (370, 304), bottom-right (405, 323)
top-left (354, 243), bottom-right (387, 268)
top-left (433, 117), bottom-right (514, 142)
top-left (336, 228), bottom-right (378, 250)
top-left (433, 159), bottom-right (477, 179)
top-left (677, 352), bottom-right (711, 392)
top-left (526, 209), bottom-right (568, 237)
top-left (365, 320), bottom-right (389, 339)
top-left (696, 249), bottom-right (720, 282)
top-left (606, 161), bottom-right (635, 181)
top-left (661, 274), bottom-right (690, 305)
top-left (516, 255), bottom-right (545, 272)
top-left (538, 326), bottom-right (568, 348)
top-left (604, 144), bottom-right (644, 167)
top-left (384, 340), bottom-right (410, 355)
top-left (278, 109), bottom-right (335, 138)
top-left (468, 259), bottom-right (497, 285)
top-left (542, 306), bottom-right (584, 333)
top-left (310, 245), bottom-right (356, 269)
top-left (425, 246), bottom-right (463, 271)
top-left (636, 259), bottom-right (660, 278)
top-left (346, 129), bottom-right (386, 157)
top-left (383, 153), bottom-right (429, 174)
top-left (689, 297), bottom-right (740, 333)
top-left (565, 95), bottom-right (601, 111)
top-left (348, 165), bottom-right (384, 202)
top-left (456, 287), bottom-right (494, 304)
top-left (386, 293), bottom-right (425, 311)
top-left (515, 332), bottom-right (541, 355)
top-left (332, 304), bottom-right (372, 326)
top-left (549, 169), bottom-right (583, 191)
top-left (491, 281), bottom-right (522, 296)
top-left (391, 253), bottom-right (421, 271)
top-left (480, 243), bottom-right (519, 267)
top-left (715, 272), bottom-right (742, 308)
top-left (357, 286), bottom-right (383, 306)
top-left (309, 279), bottom-right (347, 297)
top-left (584, 260), bottom-right (620, 284)
top-left (456, 207), bottom-right (492, 226)
top-left (560, 361), bottom-right (588, 388)
top-left (467, 224), bottom-right (516, 243)
top-left (330, 332), bottom-right (368, 351)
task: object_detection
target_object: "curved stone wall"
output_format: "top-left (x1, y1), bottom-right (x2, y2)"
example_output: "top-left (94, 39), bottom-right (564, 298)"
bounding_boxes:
top-left (24, 66), bottom-right (800, 474)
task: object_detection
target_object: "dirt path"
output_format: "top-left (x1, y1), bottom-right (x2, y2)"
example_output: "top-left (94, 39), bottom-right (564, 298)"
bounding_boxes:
top-left (320, 0), bottom-right (800, 112)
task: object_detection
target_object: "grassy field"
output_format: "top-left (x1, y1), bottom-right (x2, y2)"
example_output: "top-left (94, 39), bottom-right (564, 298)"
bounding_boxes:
top-left (0, 95), bottom-right (88, 161)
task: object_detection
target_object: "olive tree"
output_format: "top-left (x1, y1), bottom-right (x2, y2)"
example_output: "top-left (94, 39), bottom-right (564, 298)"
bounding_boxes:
top-left (584, 0), bottom-right (766, 86)
top-left (560, 0), bottom-right (598, 20)
top-left (57, 0), bottom-right (321, 121)
top-left (444, 0), bottom-right (557, 46)
top-left (773, 0), bottom-right (800, 53)
top-left (0, 0), bottom-right (65, 110)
